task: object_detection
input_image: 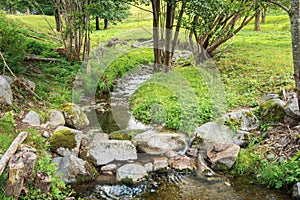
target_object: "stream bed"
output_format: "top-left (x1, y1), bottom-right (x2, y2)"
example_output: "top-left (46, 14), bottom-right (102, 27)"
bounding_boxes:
top-left (78, 64), bottom-right (291, 200)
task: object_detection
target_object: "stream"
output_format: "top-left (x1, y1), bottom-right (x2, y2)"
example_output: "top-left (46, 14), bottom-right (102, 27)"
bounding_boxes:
top-left (77, 63), bottom-right (291, 199)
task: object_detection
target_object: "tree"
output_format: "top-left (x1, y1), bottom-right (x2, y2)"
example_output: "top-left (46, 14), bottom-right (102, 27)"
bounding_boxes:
top-left (88, 0), bottom-right (130, 30)
top-left (54, 0), bottom-right (91, 62)
top-left (185, 0), bottom-right (258, 63)
top-left (266, 0), bottom-right (300, 108)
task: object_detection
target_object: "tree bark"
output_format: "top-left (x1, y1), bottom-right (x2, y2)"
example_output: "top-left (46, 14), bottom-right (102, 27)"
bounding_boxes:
top-left (54, 9), bottom-right (61, 32)
top-left (151, 0), bottom-right (162, 72)
top-left (5, 162), bottom-right (25, 198)
top-left (34, 171), bottom-right (51, 194)
top-left (104, 19), bottom-right (108, 30)
top-left (290, 0), bottom-right (300, 110)
top-left (254, 8), bottom-right (261, 31)
top-left (262, 8), bottom-right (267, 23)
top-left (96, 16), bottom-right (100, 30)
top-left (0, 132), bottom-right (28, 176)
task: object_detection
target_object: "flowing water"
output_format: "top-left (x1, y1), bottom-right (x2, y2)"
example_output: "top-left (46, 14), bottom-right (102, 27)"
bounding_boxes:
top-left (79, 64), bottom-right (291, 200)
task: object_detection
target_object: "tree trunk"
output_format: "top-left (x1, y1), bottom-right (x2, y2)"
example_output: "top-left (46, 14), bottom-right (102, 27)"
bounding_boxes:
top-left (0, 132), bottom-right (28, 176)
top-left (54, 9), bottom-right (61, 32)
top-left (262, 8), bottom-right (267, 24)
top-left (5, 162), bottom-right (25, 199)
top-left (254, 8), bottom-right (261, 31)
top-left (96, 16), bottom-right (100, 30)
top-left (151, 0), bottom-right (162, 72)
top-left (290, 0), bottom-right (300, 110)
top-left (104, 19), bottom-right (108, 30)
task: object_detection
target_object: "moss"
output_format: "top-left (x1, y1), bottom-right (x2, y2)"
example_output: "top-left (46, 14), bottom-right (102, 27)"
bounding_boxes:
top-left (121, 177), bottom-right (134, 186)
top-left (49, 129), bottom-right (76, 152)
top-left (59, 102), bottom-right (75, 116)
top-left (259, 99), bottom-right (285, 124)
top-left (75, 162), bottom-right (99, 182)
top-left (109, 131), bottom-right (132, 140)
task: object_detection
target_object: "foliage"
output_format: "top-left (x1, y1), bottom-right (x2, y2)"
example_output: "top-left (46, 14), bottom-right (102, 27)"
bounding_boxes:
top-left (258, 151), bottom-right (300, 189)
top-left (0, 12), bottom-right (27, 74)
top-left (0, 112), bottom-right (17, 154)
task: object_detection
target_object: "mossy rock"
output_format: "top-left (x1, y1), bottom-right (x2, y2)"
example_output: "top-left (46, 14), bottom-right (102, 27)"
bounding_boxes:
top-left (59, 102), bottom-right (89, 129)
top-left (49, 128), bottom-right (76, 153)
top-left (259, 99), bottom-right (285, 124)
top-left (109, 131), bottom-right (132, 140)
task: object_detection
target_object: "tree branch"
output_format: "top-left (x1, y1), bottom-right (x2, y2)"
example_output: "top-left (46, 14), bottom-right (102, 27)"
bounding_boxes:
top-left (267, 0), bottom-right (290, 13)
top-left (124, 1), bottom-right (153, 13)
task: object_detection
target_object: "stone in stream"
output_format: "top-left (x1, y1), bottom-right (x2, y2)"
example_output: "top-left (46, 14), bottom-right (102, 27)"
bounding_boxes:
top-left (170, 156), bottom-right (195, 172)
top-left (49, 126), bottom-right (82, 157)
top-left (134, 130), bottom-right (187, 154)
top-left (0, 75), bottom-right (12, 105)
top-left (22, 111), bottom-right (41, 127)
top-left (207, 142), bottom-right (240, 170)
top-left (81, 140), bottom-right (137, 166)
top-left (59, 103), bottom-right (89, 129)
top-left (153, 157), bottom-right (168, 171)
top-left (52, 155), bottom-right (98, 183)
top-left (116, 164), bottom-right (147, 183)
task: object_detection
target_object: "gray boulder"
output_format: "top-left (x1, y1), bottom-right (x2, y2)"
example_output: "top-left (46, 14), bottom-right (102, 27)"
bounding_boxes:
top-left (191, 122), bottom-right (246, 150)
top-left (134, 130), bottom-right (187, 154)
top-left (46, 110), bottom-right (65, 129)
top-left (82, 140), bottom-right (137, 166)
top-left (116, 164), bottom-right (147, 183)
top-left (49, 126), bottom-right (82, 157)
top-left (153, 157), bottom-right (168, 171)
top-left (1, 75), bottom-right (13, 85)
top-left (222, 109), bottom-right (259, 131)
top-left (60, 103), bottom-right (89, 129)
top-left (22, 111), bottom-right (41, 126)
top-left (259, 98), bottom-right (285, 123)
top-left (52, 155), bottom-right (97, 183)
top-left (284, 94), bottom-right (300, 120)
top-left (293, 182), bottom-right (300, 200)
top-left (207, 142), bottom-right (240, 170)
top-left (0, 75), bottom-right (12, 105)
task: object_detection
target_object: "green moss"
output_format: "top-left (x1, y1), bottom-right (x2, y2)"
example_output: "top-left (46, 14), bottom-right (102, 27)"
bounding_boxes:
top-left (59, 102), bottom-right (75, 116)
top-left (75, 162), bottom-right (99, 182)
top-left (49, 129), bottom-right (76, 152)
top-left (259, 99), bottom-right (285, 124)
top-left (109, 131), bottom-right (132, 140)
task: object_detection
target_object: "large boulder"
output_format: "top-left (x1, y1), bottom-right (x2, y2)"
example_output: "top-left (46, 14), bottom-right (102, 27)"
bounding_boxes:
top-left (45, 110), bottom-right (65, 129)
top-left (116, 164), bottom-right (147, 183)
top-left (207, 142), bottom-right (240, 170)
top-left (52, 155), bottom-right (97, 183)
top-left (60, 103), bottom-right (89, 129)
top-left (284, 93), bottom-right (300, 120)
top-left (222, 109), bottom-right (259, 131)
top-left (22, 111), bottom-right (41, 126)
top-left (191, 122), bottom-right (246, 151)
top-left (0, 75), bottom-right (13, 105)
top-left (134, 130), bottom-right (187, 154)
top-left (49, 126), bottom-right (82, 157)
top-left (82, 140), bottom-right (137, 166)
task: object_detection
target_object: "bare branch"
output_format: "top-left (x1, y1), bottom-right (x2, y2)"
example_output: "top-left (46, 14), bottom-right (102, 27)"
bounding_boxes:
top-left (267, 0), bottom-right (290, 13)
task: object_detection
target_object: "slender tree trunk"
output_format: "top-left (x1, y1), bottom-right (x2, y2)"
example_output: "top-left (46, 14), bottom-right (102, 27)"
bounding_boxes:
top-left (54, 9), bottom-right (61, 32)
top-left (254, 8), bottom-right (261, 31)
top-left (290, 0), bottom-right (300, 109)
top-left (151, 0), bottom-right (162, 72)
top-left (96, 16), bottom-right (100, 30)
top-left (104, 19), bottom-right (108, 30)
top-left (262, 8), bottom-right (267, 24)
top-left (163, 2), bottom-right (174, 72)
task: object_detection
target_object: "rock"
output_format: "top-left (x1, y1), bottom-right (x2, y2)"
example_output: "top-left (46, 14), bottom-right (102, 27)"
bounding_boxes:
top-left (207, 142), bottom-right (240, 170)
top-left (18, 77), bottom-right (35, 91)
top-left (186, 148), bottom-right (198, 158)
top-left (116, 164), bottom-right (147, 183)
top-left (259, 98), bottom-right (285, 123)
top-left (170, 156), bottom-right (194, 172)
top-left (46, 110), bottom-right (65, 129)
top-left (1, 75), bottom-right (13, 85)
top-left (191, 122), bottom-right (245, 150)
top-left (42, 131), bottom-right (51, 138)
top-left (165, 151), bottom-right (177, 158)
top-left (196, 154), bottom-right (214, 177)
top-left (82, 140), bottom-right (137, 166)
top-left (153, 157), bottom-right (168, 171)
top-left (0, 76), bottom-right (13, 105)
top-left (293, 182), bottom-right (300, 200)
top-left (101, 164), bottom-right (117, 175)
top-left (109, 131), bottom-right (132, 140)
top-left (284, 94), bottom-right (300, 120)
top-left (22, 111), bottom-right (41, 126)
top-left (60, 103), bottom-right (89, 129)
top-left (52, 155), bottom-right (97, 183)
top-left (85, 129), bottom-right (108, 140)
top-left (49, 126), bottom-right (82, 157)
top-left (144, 163), bottom-right (153, 172)
top-left (134, 130), bottom-right (187, 154)
top-left (222, 109), bottom-right (259, 131)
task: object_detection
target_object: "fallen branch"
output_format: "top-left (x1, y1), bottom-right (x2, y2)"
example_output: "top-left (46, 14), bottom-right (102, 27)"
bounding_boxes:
top-left (25, 56), bottom-right (58, 62)
top-left (0, 132), bottom-right (28, 176)
top-left (0, 51), bottom-right (49, 106)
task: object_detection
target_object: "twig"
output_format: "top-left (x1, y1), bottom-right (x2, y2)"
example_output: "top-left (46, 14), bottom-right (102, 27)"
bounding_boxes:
top-left (0, 51), bottom-right (48, 106)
